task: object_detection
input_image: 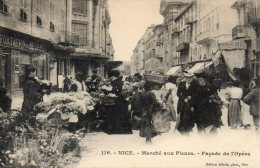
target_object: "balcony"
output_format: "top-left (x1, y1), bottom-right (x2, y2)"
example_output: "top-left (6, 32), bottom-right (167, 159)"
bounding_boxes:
top-left (197, 31), bottom-right (214, 44)
top-left (173, 27), bottom-right (182, 34)
top-left (156, 51), bottom-right (163, 59)
top-left (59, 31), bottom-right (79, 46)
top-left (72, 13), bottom-right (87, 22)
top-left (232, 25), bottom-right (248, 39)
top-left (185, 17), bottom-right (197, 26)
top-left (176, 42), bottom-right (189, 52)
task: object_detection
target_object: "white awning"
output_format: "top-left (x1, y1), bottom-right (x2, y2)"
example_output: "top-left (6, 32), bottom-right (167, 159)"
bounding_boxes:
top-left (166, 66), bottom-right (181, 76)
top-left (187, 62), bottom-right (205, 73)
top-left (193, 61), bottom-right (213, 74)
top-left (187, 61), bottom-right (212, 74)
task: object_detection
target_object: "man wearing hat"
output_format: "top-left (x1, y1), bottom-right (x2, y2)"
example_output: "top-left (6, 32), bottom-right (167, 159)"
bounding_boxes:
top-left (193, 72), bottom-right (222, 134)
top-left (176, 72), bottom-right (196, 134)
top-left (0, 87), bottom-right (12, 113)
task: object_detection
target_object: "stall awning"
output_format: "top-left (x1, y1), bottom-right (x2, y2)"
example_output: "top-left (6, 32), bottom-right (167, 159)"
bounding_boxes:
top-left (193, 61), bottom-right (213, 74)
top-left (187, 61), bottom-right (212, 74)
top-left (166, 66), bottom-right (181, 76)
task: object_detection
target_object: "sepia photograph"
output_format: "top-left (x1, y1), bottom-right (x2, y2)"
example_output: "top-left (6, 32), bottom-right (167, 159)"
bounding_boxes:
top-left (0, 0), bottom-right (259, 167)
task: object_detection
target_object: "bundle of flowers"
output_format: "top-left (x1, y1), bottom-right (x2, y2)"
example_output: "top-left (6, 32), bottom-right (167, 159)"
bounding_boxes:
top-left (1, 127), bottom-right (82, 168)
top-left (41, 80), bottom-right (52, 86)
top-left (35, 92), bottom-right (95, 123)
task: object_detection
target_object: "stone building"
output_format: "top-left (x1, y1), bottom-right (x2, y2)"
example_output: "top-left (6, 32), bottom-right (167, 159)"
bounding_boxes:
top-left (0, 0), bottom-right (69, 95)
top-left (131, 26), bottom-right (154, 75)
top-left (156, 0), bottom-right (237, 75)
top-left (0, 0), bottom-right (114, 95)
top-left (160, 0), bottom-right (191, 72)
top-left (56, 0), bottom-right (114, 83)
top-left (231, 0), bottom-right (260, 77)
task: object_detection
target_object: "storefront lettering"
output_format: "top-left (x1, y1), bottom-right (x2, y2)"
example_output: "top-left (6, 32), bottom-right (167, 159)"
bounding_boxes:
top-left (0, 34), bottom-right (44, 52)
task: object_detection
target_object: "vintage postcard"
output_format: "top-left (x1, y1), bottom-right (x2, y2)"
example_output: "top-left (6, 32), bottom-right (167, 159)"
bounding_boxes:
top-left (0, 0), bottom-right (259, 167)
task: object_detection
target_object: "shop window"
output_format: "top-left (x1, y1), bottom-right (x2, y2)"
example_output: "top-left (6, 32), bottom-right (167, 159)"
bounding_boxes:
top-left (36, 15), bottom-right (42, 27)
top-left (0, 0), bottom-right (8, 14)
top-left (50, 21), bottom-right (55, 32)
top-left (20, 8), bottom-right (27, 21)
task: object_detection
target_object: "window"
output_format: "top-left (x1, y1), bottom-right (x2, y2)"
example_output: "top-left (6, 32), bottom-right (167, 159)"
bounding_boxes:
top-left (0, 0), bottom-right (8, 14)
top-left (72, 23), bottom-right (87, 45)
top-left (20, 8), bottom-right (27, 21)
top-left (50, 2), bottom-right (54, 21)
top-left (36, 15), bottom-right (42, 26)
top-left (72, 0), bottom-right (87, 14)
top-left (50, 21), bottom-right (55, 32)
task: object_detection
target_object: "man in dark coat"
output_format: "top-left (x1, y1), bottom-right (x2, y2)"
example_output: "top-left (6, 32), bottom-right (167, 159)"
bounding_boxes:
top-left (243, 76), bottom-right (260, 132)
top-left (193, 72), bottom-right (222, 134)
top-left (176, 72), bottom-right (196, 134)
top-left (21, 67), bottom-right (42, 116)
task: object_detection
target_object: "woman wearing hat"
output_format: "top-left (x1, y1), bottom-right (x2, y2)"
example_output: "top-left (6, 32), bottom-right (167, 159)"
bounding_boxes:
top-left (176, 72), bottom-right (196, 134)
top-left (102, 70), bottom-right (132, 134)
top-left (21, 67), bottom-right (42, 117)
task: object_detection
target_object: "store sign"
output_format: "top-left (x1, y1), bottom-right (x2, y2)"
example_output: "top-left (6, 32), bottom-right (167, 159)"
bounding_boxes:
top-left (0, 34), bottom-right (44, 52)
top-left (220, 39), bottom-right (247, 50)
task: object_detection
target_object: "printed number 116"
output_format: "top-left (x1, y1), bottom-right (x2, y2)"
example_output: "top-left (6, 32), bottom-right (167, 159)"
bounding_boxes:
top-left (101, 150), bottom-right (111, 155)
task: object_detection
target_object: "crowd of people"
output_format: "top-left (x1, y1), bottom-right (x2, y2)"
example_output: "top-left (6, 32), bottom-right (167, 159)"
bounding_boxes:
top-left (0, 66), bottom-right (259, 144)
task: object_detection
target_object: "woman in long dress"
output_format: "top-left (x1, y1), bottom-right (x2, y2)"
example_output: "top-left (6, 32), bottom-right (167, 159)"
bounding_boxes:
top-left (139, 82), bottom-right (160, 143)
top-left (226, 80), bottom-right (243, 129)
top-left (102, 71), bottom-right (132, 134)
top-left (161, 75), bottom-right (177, 121)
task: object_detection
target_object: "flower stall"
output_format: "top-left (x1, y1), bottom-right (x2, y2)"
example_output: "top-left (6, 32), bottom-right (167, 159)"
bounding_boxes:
top-left (0, 91), bottom-right (96, 168)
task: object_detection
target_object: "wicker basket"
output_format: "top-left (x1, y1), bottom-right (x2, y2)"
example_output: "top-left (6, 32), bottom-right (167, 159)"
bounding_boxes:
top-left (144, 74), bottom-right (167, 84)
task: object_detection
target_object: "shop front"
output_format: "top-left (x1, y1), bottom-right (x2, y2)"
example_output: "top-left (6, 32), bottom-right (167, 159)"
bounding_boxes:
top-left (70, 48), bottom-right (109, 79)
top-left (0, 28), bottom-right (51, 96)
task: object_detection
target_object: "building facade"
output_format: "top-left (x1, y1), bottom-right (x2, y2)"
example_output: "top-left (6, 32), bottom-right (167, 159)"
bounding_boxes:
top-left (69, 0), bottom-right (114, 78)
top-left (131, 26), bottom-right (154, 75)
top-left (0, 0), bottom-right (114, 95)
top-left (132, 0), bottom-right (238, 76)
top-left (160, 0), bottom-right (191, 71)
top-left (0, 0), bottom-right (69, 95)
top-left (231, 0), bottom-right (260, 77)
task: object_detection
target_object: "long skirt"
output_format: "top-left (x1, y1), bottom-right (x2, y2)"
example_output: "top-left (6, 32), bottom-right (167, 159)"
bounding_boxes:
top-left (140, 112), bottom-right (157, 138)
top-left (228, 99), bottom-right (243, 128)
top-left (152, 110), bottom-right (171, 133)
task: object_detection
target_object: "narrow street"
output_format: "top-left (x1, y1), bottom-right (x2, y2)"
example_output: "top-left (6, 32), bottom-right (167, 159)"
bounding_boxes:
top-left (11, 91), bottom-right (260, 167)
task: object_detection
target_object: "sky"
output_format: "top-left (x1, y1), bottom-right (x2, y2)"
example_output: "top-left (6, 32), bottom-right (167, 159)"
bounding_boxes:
top-left (108, 0), bottom-right (163, 62)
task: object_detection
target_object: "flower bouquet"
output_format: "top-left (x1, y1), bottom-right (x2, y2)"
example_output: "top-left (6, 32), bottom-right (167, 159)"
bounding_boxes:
top-left (35, 92), bottom-right (95, 124)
